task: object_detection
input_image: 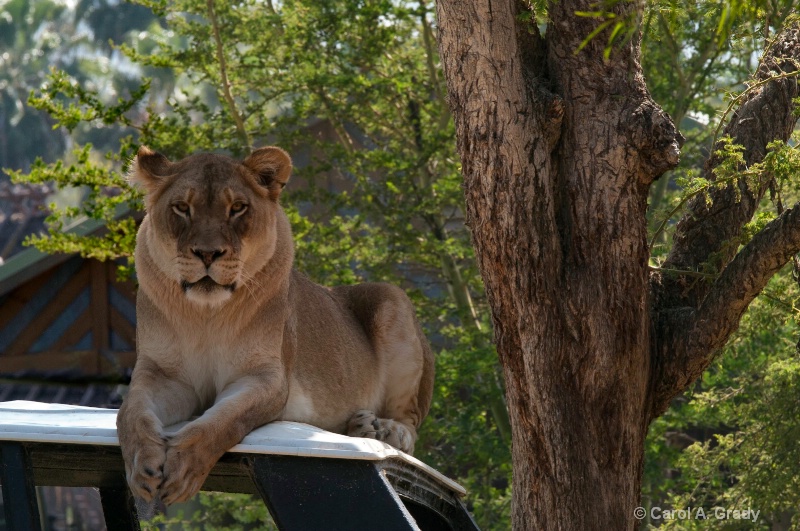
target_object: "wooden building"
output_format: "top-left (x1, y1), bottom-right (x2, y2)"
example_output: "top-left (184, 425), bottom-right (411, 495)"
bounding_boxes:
top-left (0, 215), bottom-right (137, 380)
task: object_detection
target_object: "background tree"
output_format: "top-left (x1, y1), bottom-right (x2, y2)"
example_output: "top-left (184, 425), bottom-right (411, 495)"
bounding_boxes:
top-left (9, 0), bottom-right (513, 526)
top-left (0, 0), bottom-right (159, 170)
top-left (436, 0), bottom-right (800, 529)
top-left (0, 0), bottom-right (160, 260)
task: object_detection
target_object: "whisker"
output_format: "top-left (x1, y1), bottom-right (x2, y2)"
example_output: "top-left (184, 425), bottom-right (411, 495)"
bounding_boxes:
top-left (237, 269), bottom-right (261, 299)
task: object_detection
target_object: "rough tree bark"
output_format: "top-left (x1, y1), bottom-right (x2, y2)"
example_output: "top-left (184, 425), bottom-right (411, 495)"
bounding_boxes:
top-left (435, 0), bottom-right (800, 528)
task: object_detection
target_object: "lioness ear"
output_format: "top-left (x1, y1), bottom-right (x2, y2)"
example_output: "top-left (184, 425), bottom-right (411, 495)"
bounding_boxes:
top-left (243, 146), bottom-right (292, 200)
top-left (129, 146), bottom-right (172, 192)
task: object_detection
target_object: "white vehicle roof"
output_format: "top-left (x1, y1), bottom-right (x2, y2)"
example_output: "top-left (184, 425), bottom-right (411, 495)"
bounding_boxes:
top-left (0, 400), bottom-right (465, 495)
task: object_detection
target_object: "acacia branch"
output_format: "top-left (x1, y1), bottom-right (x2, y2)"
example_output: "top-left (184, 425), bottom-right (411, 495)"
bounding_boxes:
top-left (655, 20), bottom-right (800, 310)
top-left (206, 0), bottom-right (251, 152)
top-left (651, 203), bottom-right (800, 417)
top-left (649, 19), bottom-right (800, 417)
top-left (693, 205), bottom-right (800, 353)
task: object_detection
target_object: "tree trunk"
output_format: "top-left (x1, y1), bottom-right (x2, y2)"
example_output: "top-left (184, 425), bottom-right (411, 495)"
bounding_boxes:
top-left (437, 0), bottom-right (679, 526)
top-left (436, 0), bottom-right (800, 529)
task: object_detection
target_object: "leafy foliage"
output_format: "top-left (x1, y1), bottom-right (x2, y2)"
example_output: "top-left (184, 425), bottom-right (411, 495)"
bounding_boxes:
top-left (142, 492), bottom-right (276, 530)
top-left (0, 0), bottom-right (158, 173)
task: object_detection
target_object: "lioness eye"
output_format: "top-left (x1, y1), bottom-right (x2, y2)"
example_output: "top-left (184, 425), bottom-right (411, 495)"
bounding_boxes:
top-left (230, 202), bottom-right (248, 216)
top-left (172, 202), bottom-right (190, 216)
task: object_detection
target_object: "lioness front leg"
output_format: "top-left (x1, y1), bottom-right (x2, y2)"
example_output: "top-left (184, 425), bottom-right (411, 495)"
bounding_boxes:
top-left (159, 373), bottom-right (286, 505)
top-left (117, 364), bottom-right (199, 502)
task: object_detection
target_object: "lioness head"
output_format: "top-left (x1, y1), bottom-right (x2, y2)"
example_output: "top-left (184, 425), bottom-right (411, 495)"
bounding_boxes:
top-left (130, 146), bottom-right (292, 306)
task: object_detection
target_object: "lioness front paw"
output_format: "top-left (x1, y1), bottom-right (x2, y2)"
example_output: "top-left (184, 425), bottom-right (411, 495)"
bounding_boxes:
top-left (346, 410), bottom-right (415, 453)
top-left (159, 429), bottom-right (217, 505)
top-left (126, 441), bottom-right (167, 502)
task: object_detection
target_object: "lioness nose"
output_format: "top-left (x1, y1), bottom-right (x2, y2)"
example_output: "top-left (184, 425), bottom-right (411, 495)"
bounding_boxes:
top-left (192, 248), bottom-right (226, 267)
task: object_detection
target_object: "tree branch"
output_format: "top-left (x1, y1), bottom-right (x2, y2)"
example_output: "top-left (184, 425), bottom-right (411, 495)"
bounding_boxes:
top-left (651, 202), bottom-right (800, 417)
top-left (649, 18), bottom-right (800, 417)
top-left (206, 0), bottom-right (251, 152)
top-left (655, 20), bottom-right (800, 310)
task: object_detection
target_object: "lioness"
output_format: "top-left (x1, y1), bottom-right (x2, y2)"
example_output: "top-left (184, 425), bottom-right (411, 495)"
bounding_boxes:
top-left (116, 146), bottom-right (434, 505)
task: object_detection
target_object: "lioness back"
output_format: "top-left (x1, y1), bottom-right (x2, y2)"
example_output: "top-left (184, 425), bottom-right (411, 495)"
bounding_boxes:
top-left (284, 273), bottom-right (434, 434)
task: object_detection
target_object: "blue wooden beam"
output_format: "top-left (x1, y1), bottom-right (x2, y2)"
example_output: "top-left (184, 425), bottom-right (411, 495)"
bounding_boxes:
top-left (0, 442), bottom-right (42, 531)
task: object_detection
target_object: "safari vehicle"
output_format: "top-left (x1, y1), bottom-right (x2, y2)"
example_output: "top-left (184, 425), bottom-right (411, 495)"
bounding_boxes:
top-left (0, 401), bottom-right (478, 530)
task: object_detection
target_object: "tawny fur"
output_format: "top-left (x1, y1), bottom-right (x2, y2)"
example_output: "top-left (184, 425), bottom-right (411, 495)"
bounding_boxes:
top-left (116, 146), bottom-right (434, 505)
